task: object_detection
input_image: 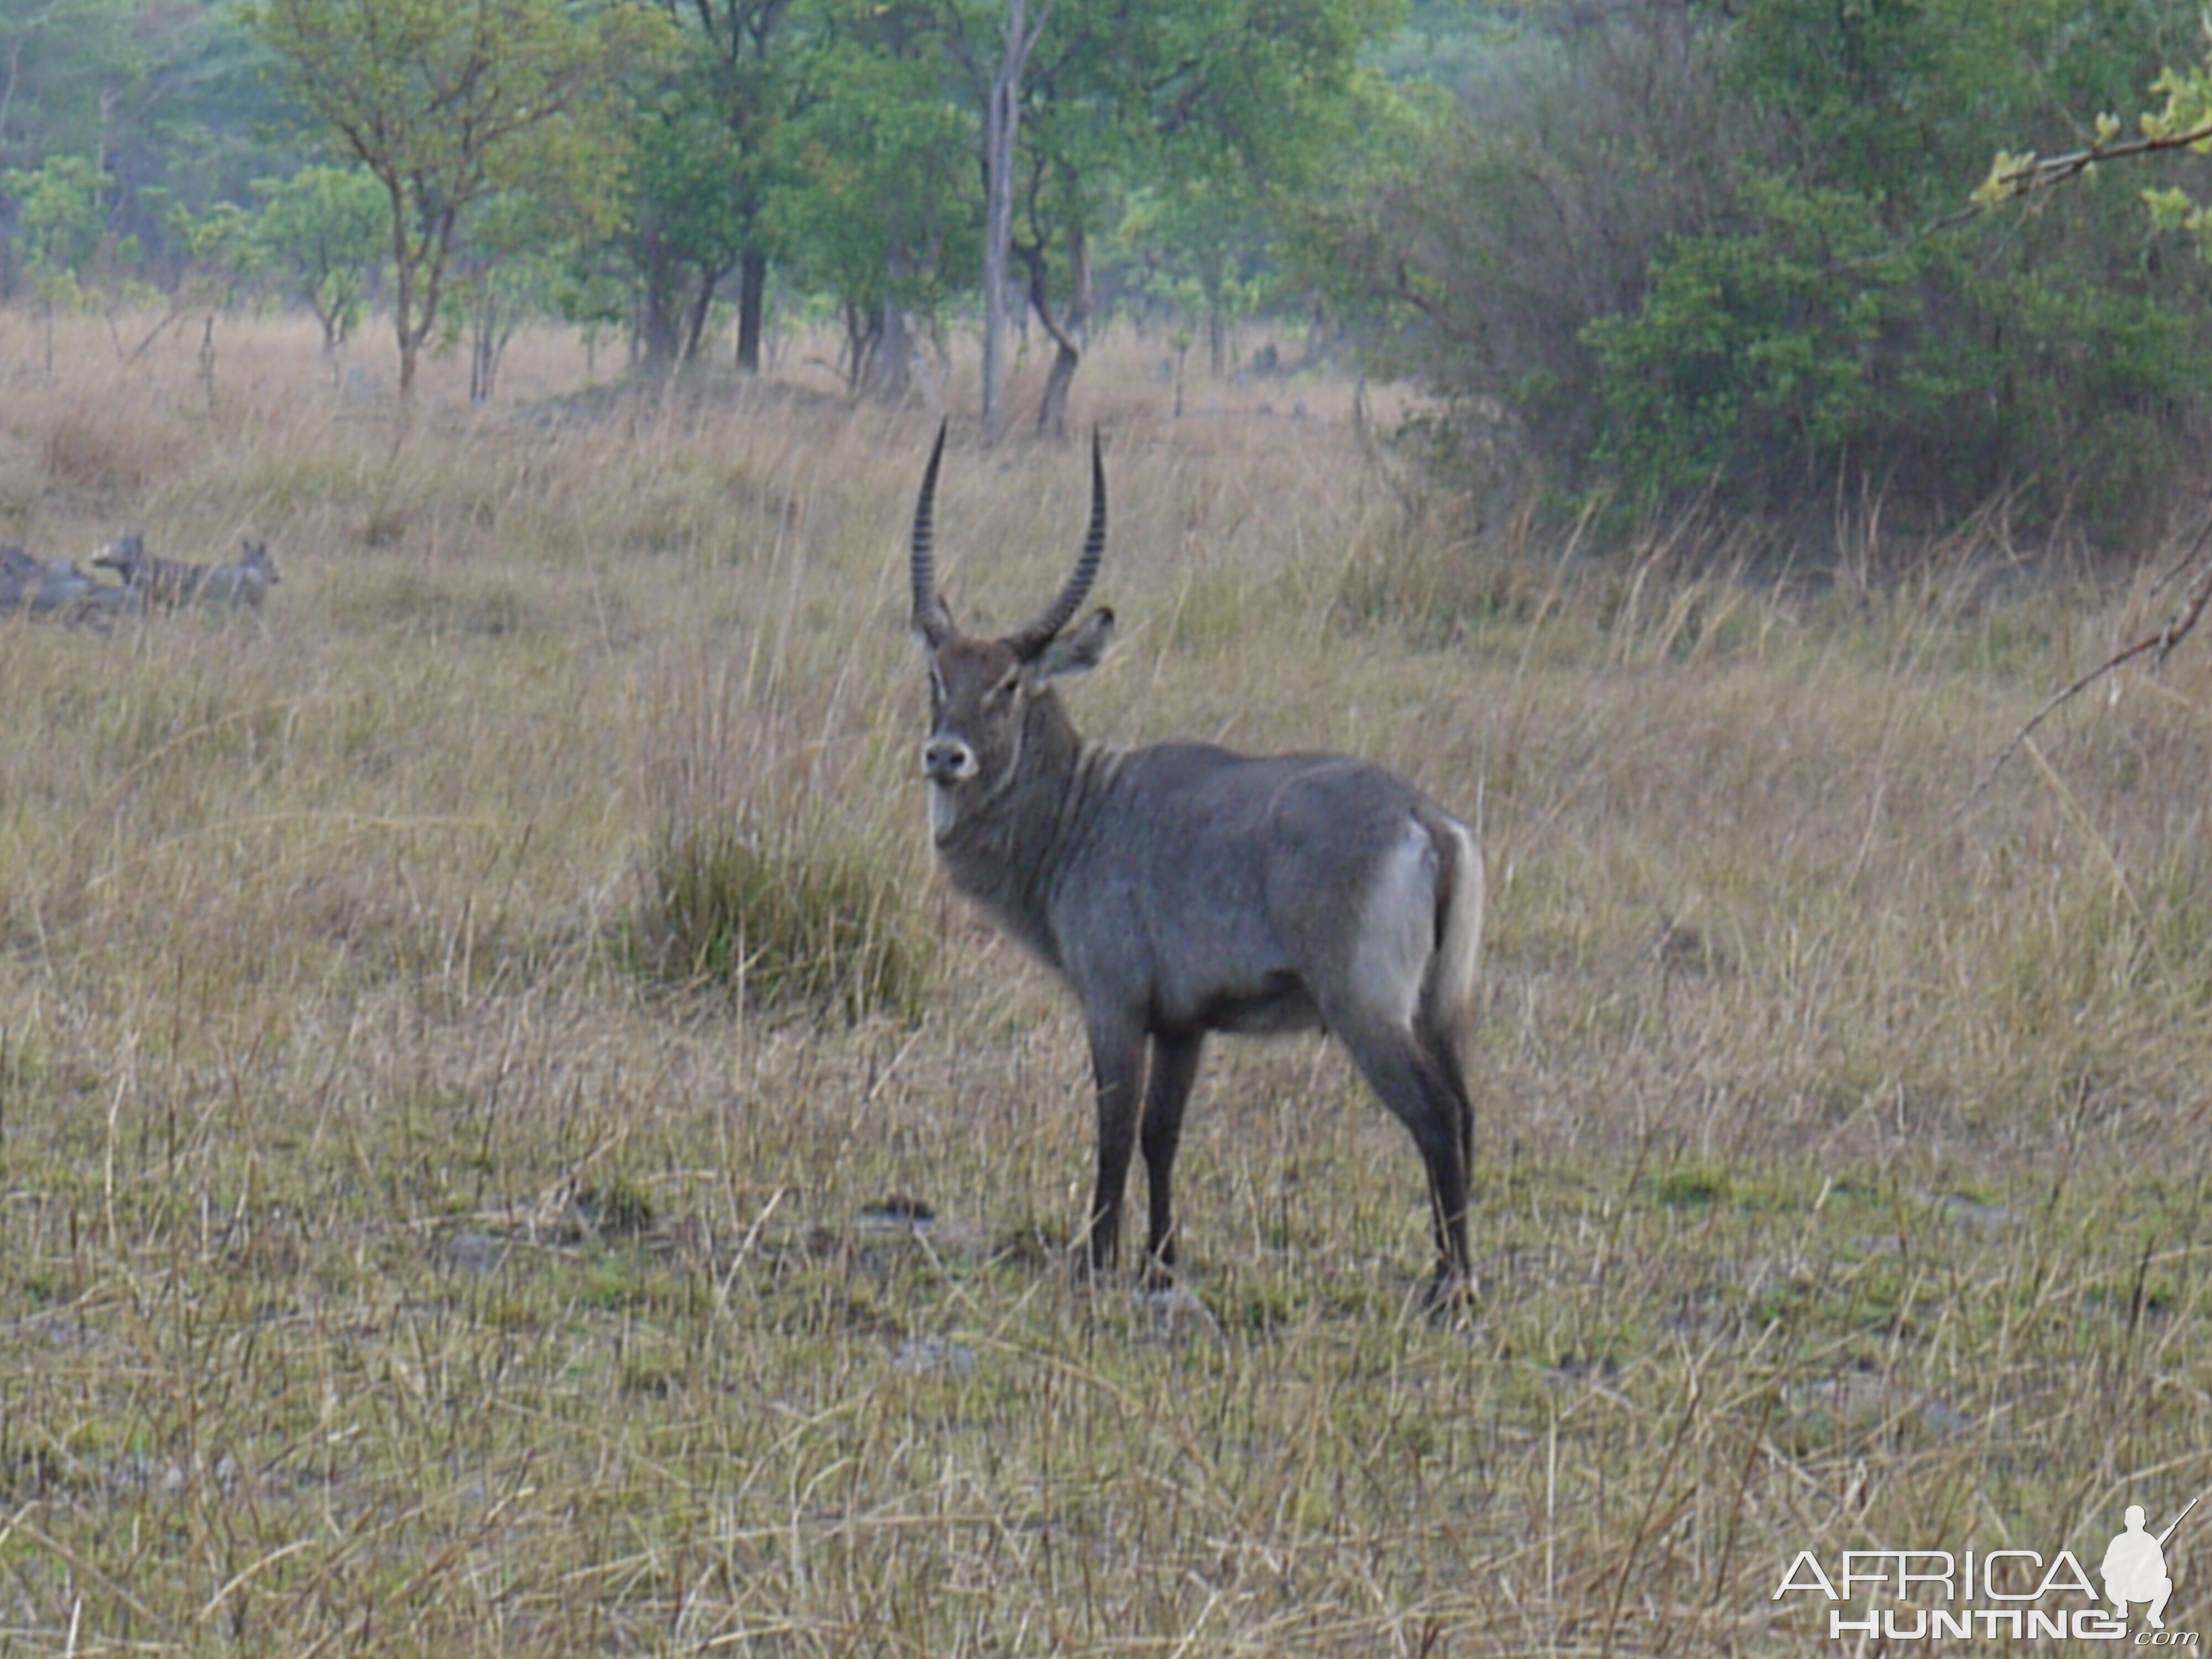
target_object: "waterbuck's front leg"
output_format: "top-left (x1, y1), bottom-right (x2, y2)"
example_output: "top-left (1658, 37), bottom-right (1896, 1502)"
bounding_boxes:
top-left (1139, 1030), bottom-right (1204, 1286)
top-left (1081, 1010), bottom-right (1148, 1278)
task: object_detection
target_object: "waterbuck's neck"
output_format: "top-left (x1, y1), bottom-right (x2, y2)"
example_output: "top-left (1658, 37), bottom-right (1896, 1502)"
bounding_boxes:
top-left (933, 688), bottom-right (1119, 970)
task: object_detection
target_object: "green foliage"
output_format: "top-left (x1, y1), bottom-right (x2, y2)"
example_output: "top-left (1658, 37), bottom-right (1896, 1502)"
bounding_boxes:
top-left (1584, 180), bottom-right (1927, 501)
top-left (954, 0), bottom-right (1406, 418)
top-left (252, 165), bottom-right (388, 350)
top-left (624, 62), bottom-right (754, 361)
top-left (242, 0), bottom-right (664, 397)
top-left (450, 189), bottom-right (599, 400)
top-left (0, 1), bottom-right (140, 180)
top-left (2127, 37), bottom-right (2212, 256)
top-left (775, 9), bottom-right (979, 380)
top-left (1120, 179), bottom-right (1279, 373)
top-left (619, 0), bottom-right (809, 372)
top-left (160, 199), bottom-right (263, 315)
top-left (4, 153), bottom-right (114, 311)
top-left (0, 1), bottom-right (293, 290)
top-left (2, 0), bottom-right (1412, 413)
top-left (1308, 0), bottom-right (2212, 541)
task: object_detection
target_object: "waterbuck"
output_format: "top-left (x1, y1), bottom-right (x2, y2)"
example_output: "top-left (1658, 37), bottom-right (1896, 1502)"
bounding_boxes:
top-left (907, 426), bottom-right (1484, 1303)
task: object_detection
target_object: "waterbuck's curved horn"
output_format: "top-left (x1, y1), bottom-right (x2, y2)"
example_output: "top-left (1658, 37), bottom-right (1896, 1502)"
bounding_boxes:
top-left (1007, 428), bottom-right (1105, 661)
top-left (910, 422), bottom-right (954, 645)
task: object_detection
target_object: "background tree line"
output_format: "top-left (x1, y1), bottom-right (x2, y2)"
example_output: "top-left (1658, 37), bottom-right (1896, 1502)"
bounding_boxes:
top-left (1313, 0), bottom-right (2212, 539)
top-left (6, 0), bottom-right (2212, 537)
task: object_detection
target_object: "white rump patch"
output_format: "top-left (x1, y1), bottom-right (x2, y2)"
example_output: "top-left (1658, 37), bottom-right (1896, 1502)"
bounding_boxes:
top-left (1429, 815), bottom-right (1484, 1047)
top-left (1352, 817), bottom-right (1438, 1029)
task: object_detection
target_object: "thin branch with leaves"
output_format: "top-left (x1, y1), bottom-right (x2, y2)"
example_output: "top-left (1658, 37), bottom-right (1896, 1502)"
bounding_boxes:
top-left (1981, 119), bottom-right (2212, 205)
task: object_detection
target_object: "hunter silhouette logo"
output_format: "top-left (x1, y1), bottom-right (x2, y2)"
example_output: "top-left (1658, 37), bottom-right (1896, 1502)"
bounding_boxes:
top-left (1775, 1497), bottom-right (2201, 1643)
top-left (2105, 1500), bottom-right (2195, 1631)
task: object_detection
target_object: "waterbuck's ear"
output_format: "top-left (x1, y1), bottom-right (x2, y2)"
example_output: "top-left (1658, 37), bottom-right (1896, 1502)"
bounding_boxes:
top-left (1032, 607), bottom-right (1114, 681)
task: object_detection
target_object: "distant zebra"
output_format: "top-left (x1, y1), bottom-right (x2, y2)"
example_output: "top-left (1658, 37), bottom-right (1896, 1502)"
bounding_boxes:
top-left (93, 533), bottom-right (279, 612)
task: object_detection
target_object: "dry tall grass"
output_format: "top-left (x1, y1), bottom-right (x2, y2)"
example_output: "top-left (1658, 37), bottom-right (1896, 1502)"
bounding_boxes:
top-left (2, 310), bottom-right (2210, 1655)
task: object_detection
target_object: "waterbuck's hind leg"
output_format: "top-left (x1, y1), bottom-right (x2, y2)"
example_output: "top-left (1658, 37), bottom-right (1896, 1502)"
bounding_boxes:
top-left (1138, 1030), bottom-right (1204, 1287)
top-left (1431, 1027), bottom-right (1477, 1218)
top-left (1421, 1026), bottom-right (1481, 1317)
top-left (1079, 1011), bottom-right (1149, 1281)
top-left (1334, 1024), bottom-right (1474, 1298)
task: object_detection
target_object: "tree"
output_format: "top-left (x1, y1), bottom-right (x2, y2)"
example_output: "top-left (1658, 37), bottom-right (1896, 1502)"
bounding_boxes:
top-left (452, 190), bottom-right (585, 401)
top-left (252, 164), bottom-right (388, 353)
top-left (945, 0), bottom-right (1401, 437)
top-left (1, 1), bottom-right (302, 297)
top-left (2140, 52), bottom-right (2212, 253)
top-left (0, 0), bottom-right (139, 178)
top-left (3, 152), bottom-right (113, 369)
top-left (1307, 0), bottom-right (2212, 538)
top-left (242, 0), bottom-right (653, 404)
top-left (647, 0), bottom-right (812, 375)
top-left (778, 11), bottom-right (979, 397)
top-left (975, 0), bottom-right (1044, 440)
top-left (626, 54), bottom-right (754, 371)
top-left (1121, 180), bottom-right (1273, 379)
top-left (1980, 30), bottom-right (2212, 257)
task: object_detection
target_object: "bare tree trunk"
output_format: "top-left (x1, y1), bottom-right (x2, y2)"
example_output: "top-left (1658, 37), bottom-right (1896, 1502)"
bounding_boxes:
top-left (469, 292), bottom-right (491, 403)
top-left (868, 300), bottom-right (912, 401)
top-left (868, 247), bottom-right (916, 401)
top-left (843, 301), bottom-right (884, 397)
top-left (198, 314), bottom-right (218, 416)
top-left (1203, 247), bottom-right (1229, 377)
top-left (393, 255), bottom-right (418, 404)
top-left (390, 195), bottom-right (455, 419)
top-left (681, 267), bottom-right (724, 366)
top-left (736, 248), bottom-right (768, 373)
top-left (640, 285), bottom-right (684, 375)
top-left (471, 289), bottom-right (515, 406)
top-left (638, 231), bottom-right (687, 375)
top-left (981, 0), bottom-right (1045, 444)
top-left (1023, 216), bottom-right (1089, 439)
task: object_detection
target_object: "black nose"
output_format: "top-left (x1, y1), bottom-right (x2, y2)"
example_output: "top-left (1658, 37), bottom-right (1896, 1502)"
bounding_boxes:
top-left (923, 738), bottom-right (972, 782)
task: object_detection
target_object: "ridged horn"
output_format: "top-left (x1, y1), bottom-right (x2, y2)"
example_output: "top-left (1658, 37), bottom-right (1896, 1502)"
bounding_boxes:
top-left (910, 422), bottom-right (953, 645)
top-left (1007, 428), bottom-right (1106, 660)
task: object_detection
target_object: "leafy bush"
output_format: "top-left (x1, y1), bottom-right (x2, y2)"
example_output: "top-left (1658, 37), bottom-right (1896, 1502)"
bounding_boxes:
top-left (1306, 0), bottom-right (2212, 544)
top-left (1583, 179), bottom-right (1924, 504)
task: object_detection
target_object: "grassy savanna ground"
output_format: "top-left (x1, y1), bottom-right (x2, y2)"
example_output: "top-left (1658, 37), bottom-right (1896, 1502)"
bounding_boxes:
top-left (2, 310), bottom-right (2211, 1656)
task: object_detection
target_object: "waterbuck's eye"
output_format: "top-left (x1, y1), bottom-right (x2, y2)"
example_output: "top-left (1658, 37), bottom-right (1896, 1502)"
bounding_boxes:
top-left (984, 673), bottom-right (1020, 712)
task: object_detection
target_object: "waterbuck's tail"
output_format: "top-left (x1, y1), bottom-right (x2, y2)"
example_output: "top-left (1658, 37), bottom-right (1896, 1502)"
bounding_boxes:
top-left (1419, 812), bottom-right (1484, 1095)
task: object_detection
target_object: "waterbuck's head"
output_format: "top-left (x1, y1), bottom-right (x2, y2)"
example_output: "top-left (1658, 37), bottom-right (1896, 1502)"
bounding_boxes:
top-left (909, 425), bottom-right (1113, 842)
